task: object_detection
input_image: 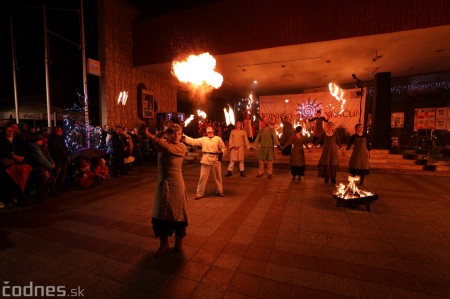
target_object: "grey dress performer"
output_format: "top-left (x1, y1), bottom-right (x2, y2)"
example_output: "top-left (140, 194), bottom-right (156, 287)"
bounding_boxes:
top-left (282, 127), bottom-right (310, 180)
top-left (346, 127), bottom-right (371, 185)
top-left (151, 135), bottom-right (188, 239)
top-left (315, 123), bottom-right (343, 184)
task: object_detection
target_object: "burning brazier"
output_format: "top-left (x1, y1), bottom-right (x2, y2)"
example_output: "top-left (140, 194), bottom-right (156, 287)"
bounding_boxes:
top-left (332, 176), bottom-right (378, 211)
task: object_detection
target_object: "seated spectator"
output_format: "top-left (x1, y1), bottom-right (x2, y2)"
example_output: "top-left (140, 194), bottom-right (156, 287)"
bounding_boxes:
top-left (94, 158), bottom-right (109, 182)
top-left (27, 134), bottom-right (55, 203)
top-left (73, 158), bottom-right (97, 189)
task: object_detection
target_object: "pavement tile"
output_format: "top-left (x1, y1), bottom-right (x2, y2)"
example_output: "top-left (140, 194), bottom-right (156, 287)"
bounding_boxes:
top-left (229, 272), bottom-right (264, 297)
top-left (190, 248), bottom-right (220, 265)
top-left (380, 269), bottom-right (423, 291)
top-left (202, 265), bottom-right (235, 289)
top-left (274, 238), bottom-right (298, 253)
top-left (190, 281), bottom-right (227, 299)
top-left (293, 268), bottom-right (325, 291)
top-left (411, 274), bottom-right (450, 297)
top-left (258, 279), bottom-right (293, 299)
top-left (269, 249), bottom-right (296, 266)
top-left (213, 252), bottom-right (243, 270)
top-left (251, 235), bottom-right (276, 249)
top-left (322, 258), bottom-right (354, 278)
top-left (356, 281), bottom-right (394, 299)
top-left (295, 253), bottom-right (323, 272)
top-left (174, 261), bottom-right (210, 281)
top-left (245, 245), bottom-right (272, 261)
top-left (321, 246), bottom-right (350, 262)
top-left (323, 274), bottom-right (360, 298)
top-left (264, 263), bottom-right (295, 283)
top-left (389, 287), bottom-right (430, 299)
top-left (350, 263), bottom-right (387, 284)
top-left (158, 276), bottom-right (198, 299)
top-left (222, 242), bottom-right (249, 257)
top-left (238, 258), bottom-right (268, 277)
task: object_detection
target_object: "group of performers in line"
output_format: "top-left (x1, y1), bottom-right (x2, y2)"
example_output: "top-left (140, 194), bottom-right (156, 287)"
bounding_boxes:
top-left (145, 109), bottom-right (370, 258)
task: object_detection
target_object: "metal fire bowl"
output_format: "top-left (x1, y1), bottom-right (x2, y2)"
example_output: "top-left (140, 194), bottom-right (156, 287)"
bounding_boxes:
top-left (332, 193), bottom-right (379, 212)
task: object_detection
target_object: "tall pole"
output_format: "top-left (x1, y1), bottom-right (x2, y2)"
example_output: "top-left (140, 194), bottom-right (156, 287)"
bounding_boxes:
top-left (10, 16), bottom-right (19, 124)
top-left (43, 5), bottom-right (52, 128)
top-left (80, 0), bottom-right (89, 147)
top-left (359, 86), bottom-right (363, 124)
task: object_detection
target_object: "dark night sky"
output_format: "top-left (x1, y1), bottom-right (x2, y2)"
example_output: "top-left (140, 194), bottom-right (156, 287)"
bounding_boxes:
top-left (0, 0), bottom-right (99, 124)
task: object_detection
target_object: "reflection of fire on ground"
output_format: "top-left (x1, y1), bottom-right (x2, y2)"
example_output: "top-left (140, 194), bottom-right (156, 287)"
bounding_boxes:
top-left (334, 176), bottom-right (375, 199)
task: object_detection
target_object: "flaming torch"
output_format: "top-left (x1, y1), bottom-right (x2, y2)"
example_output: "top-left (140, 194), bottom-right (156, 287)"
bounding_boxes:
top-left (333, 176), bottom-right (378, 211)
top-left (328, 83), bottom-right (346, 115)
top-left (184, 114), bottom-right (195, 127)
top-left (197, 110), bottom-right (207, 119)
top-left (224, 106), bottom-right (235, 126)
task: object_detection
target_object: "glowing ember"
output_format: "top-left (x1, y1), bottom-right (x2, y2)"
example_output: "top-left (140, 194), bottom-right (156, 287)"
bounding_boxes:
top-left (334, 175), bottom-right (374, 199)
top-left (172, 53), bottom-right (223, 88)
top-left (328, 83), bottom-right (346, 114)
top-left (197, 110), bottom-right (207, 118)
top-left (184, 114), bottom-right (195, 127)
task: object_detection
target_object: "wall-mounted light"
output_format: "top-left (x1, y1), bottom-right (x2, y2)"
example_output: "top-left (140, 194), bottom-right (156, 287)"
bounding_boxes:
top-left (117, 91), bottom-right (128, 105)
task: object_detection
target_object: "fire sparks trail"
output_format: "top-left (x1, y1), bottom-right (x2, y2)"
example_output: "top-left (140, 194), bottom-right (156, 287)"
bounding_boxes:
top-left (184, 114), bottom-right (195, 127)
top-left (172, 53), bottom-right (223, 89)
top-left (328, 83), bottom-right (346, 115)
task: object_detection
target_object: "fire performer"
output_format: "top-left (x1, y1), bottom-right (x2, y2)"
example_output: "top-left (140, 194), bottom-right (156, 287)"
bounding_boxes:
top-left (145, 125), bottom-right (188, 258)
top-left (282, 126), bottom-right (312, 181)
top-left (280, 115), bottom-right (293, 155)
top-left (251, 117), bottom-right (281, 178)
top-left (346, 124), bottom-right (371, 186)
top-left (308, 110), bottom-right (329, 147)
top-left (225, 121), bottom-right (251, 177)
top-left (315, 122), bottom-right (345, 184)
top-left (182, 126), bottom-right (227, 199)
top-left (243, 112), bottom-right (254, 142)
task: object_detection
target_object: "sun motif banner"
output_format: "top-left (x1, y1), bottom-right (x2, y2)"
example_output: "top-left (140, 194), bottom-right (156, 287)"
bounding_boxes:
top-left (259, 88), bottom-right (366, 135)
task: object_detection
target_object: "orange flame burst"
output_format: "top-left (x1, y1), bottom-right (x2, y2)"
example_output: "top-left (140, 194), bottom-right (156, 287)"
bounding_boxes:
top-left (172, 53), bottom-right (223, 89)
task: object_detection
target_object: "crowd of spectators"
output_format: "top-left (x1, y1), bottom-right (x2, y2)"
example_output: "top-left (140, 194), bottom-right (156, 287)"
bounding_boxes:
top-left (0, 121), bottom-right (159, 209)
top-left (0, 115), bottom-right (262, 209)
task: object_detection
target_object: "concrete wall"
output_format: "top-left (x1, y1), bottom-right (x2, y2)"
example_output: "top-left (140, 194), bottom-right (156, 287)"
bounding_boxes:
top-left (97, 0), bottom-right (177, 129)
top-left (133, 0), bottom-right (450, 65)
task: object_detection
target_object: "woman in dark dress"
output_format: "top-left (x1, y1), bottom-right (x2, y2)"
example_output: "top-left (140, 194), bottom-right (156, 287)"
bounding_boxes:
top-left (346, 124), bottom-right (371, 186)
top-left (282, 126), bottom-right (311, 180)
top-left (315, 122), bottom-right (345, 184)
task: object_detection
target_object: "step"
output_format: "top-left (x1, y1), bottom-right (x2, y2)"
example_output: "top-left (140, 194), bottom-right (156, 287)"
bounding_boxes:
top-left (183, 145), bottom-right (450, 176)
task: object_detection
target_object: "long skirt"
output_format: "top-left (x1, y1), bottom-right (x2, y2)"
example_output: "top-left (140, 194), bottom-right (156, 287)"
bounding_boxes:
top-left (152, 218), bottom-right (187, 238)
top-left (318, 165), bottom-right (338, 180)
top-left (349, 168), bottom-right (370, 176)
top-left (291, 166), bottom-right (305, 176)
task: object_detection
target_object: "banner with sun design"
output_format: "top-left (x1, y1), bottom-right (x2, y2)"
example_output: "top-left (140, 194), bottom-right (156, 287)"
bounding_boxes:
top-left (259, 88), bottom-right (366, 136)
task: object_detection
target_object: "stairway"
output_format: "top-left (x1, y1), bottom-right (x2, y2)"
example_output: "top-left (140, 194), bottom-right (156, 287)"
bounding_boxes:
top-left (185, 144), bottom-right (450, 177)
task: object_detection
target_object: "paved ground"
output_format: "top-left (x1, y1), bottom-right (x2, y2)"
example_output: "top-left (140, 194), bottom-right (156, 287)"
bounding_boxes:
top-left (1, 163), bottom-right (450, 299)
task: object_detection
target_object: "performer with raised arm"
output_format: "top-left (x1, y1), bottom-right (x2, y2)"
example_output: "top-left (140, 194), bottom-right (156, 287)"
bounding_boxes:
top-left (182, 126), bottom-right (227, 199)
